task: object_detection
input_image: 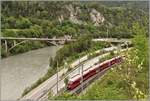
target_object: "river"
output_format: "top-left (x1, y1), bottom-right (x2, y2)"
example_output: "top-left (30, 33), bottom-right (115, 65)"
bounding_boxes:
top-left (1, 46), bottom-right (62, 100)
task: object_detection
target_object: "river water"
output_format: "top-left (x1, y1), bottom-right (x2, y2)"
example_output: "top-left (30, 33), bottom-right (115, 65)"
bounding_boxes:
top-left (1, 46), bottom-right (62, 100)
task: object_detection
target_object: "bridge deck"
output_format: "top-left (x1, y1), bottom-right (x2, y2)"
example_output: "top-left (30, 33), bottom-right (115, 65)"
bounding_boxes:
top-left (0, 37), bottom-right (75, 41)
top-left (1, 37), bottom-right (131, 43)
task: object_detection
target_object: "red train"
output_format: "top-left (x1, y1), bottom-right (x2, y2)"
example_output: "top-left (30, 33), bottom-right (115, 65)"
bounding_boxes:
top-left (67, 56), bottom-right (123, 90)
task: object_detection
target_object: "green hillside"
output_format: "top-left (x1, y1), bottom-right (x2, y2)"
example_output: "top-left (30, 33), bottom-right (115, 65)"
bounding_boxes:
top-left (1, 1), bottom-right (148, 57)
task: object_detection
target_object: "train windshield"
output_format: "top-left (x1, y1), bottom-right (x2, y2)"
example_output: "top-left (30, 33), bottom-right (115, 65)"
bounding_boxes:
top-left (68, 80), bottom-right (73, 84)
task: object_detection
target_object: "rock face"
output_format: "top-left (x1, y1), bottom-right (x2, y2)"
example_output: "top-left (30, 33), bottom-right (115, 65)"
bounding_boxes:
top-left (90, 9), bottom-right (105, 26)
top-left (66, 5), bottom-right (83, 24)
top-left (58, 15), bottom-right (64, 23)
top-left (59, 5), bottom-right (105, 26)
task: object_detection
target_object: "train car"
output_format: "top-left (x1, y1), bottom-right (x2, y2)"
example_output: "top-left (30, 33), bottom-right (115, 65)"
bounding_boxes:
top-left (98, 56), bottom-right (123, 72)
top-left (67, 56), bottom-right (123, 90)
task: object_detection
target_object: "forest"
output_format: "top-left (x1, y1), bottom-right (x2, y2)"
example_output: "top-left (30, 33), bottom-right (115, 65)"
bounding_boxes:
top-left (1, 1), bottom-right (149, 57)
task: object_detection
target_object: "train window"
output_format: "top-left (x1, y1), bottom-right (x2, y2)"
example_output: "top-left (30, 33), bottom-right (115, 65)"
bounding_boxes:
top-left (111, 60), bottom-right (115, 65)
top-left (96, 68), bottom-right (99, 72)
top-left (74, 79), bottom-right (81, 84)
top-left (118, 58), bottom-right (122, 62)
top-left (104, 63), bottom-right (108, 67)
top-left (83, 73), bottom-right (89, 78)
top-left (72, 81), bottom-right (77, 85)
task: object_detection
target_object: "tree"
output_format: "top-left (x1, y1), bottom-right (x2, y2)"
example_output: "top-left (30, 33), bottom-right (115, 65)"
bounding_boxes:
top-left (132, 22), bottom-right (148, 65)
top-left (6, 16), bottom-right (16, 28)
top-left (116, 22), bottom-right (148, 99)
top-left (30, 25), bottom-right (43, 37)
top-left (16, 17), bottom-right (32, 28)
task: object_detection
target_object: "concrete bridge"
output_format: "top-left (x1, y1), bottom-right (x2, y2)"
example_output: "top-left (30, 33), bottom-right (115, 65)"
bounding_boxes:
top-left (0, 37), bottom-right (75, 41)
top-left (1, 37), bottom-right (74, 54)
top-left (1, 37), bottom-right (131, 54)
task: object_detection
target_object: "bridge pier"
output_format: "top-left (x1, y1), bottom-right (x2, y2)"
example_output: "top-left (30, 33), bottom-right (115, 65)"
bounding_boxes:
top-left (13, 40), bottom-right (16, 46)
top-left (4, 40), bottom-right (8, 54)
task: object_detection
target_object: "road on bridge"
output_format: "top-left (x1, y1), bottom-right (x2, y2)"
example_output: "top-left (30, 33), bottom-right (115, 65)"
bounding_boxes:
top-left (1, 37), bottom-right (131, 43)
